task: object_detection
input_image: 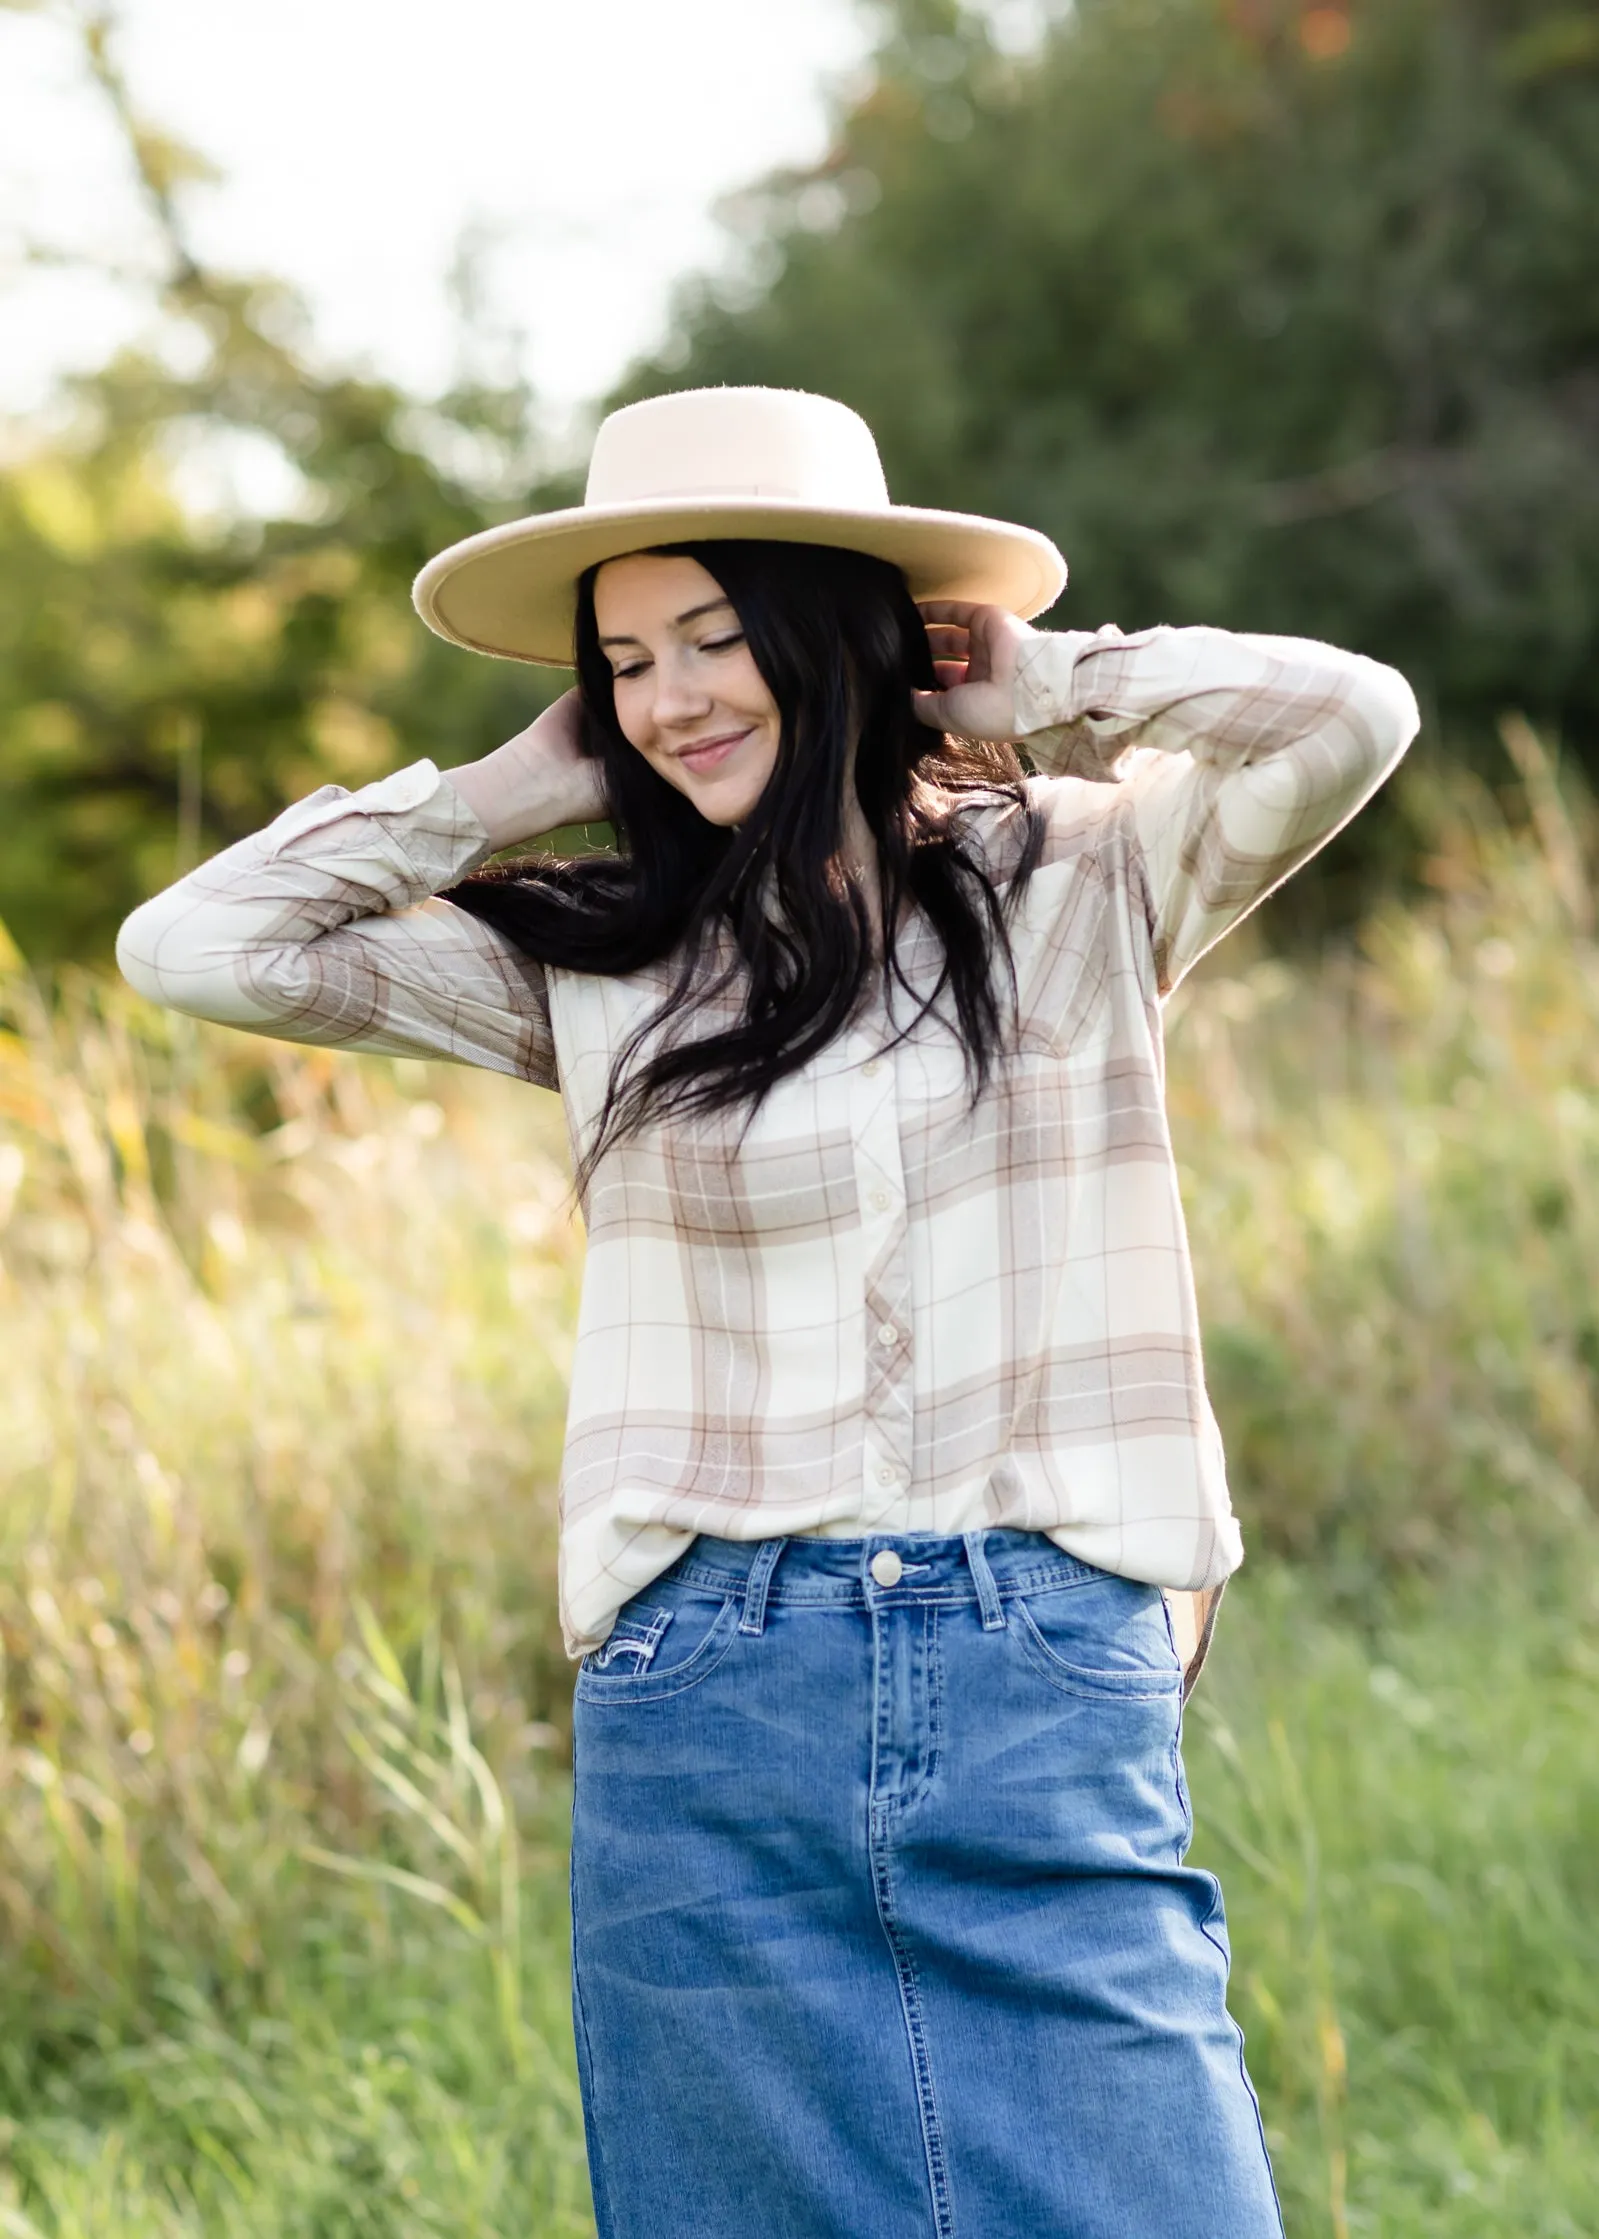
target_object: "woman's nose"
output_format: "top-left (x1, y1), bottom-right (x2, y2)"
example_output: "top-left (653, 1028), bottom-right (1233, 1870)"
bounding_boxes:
top-left (650, 654), bottom-right (714, 729)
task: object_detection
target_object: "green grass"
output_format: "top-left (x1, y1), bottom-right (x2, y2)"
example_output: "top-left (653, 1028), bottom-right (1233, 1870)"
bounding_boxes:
top-left (1, 749), bottom-right (1596, 2233)
top-left (1188, 1558), bottom-right (1599, 2238)
top-left (3, 1563), bottom-right (1595, 2236)
top-left (0, 1796), bottom-right (593, 2237)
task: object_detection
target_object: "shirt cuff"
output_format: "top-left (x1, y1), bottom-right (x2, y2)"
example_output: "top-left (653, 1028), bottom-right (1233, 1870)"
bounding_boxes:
top-left (259, 759), bottom-right (497, 896)
top-left (1012, 628), bottom-right (1140, 783)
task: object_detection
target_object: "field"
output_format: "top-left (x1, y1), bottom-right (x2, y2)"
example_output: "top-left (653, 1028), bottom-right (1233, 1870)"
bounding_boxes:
top-left (1, 752), bottom-right (1595, 2236)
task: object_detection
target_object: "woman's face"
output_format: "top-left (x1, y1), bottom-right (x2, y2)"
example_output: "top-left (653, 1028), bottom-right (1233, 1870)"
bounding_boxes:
top-left (593, 552), bottom-right (781, 826)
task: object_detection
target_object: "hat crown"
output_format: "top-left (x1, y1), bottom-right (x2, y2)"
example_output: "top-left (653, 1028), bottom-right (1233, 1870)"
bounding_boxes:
top-left (585, 387), bottom-right (892, 513)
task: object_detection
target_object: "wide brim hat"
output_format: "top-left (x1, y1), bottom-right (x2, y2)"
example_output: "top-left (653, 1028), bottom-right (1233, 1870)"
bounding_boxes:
top-left (412, 386), bottom-right (1067, 666)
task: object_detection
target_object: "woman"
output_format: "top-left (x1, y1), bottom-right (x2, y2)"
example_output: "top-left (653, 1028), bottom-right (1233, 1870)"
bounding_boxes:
top-left (119, 386), bottom-right (1418, 2238)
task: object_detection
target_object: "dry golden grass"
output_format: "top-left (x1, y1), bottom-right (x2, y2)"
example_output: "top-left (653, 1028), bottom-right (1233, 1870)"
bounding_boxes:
top-left (1170, 751), bottom-right (1599, 1581)
top-left (0, 966), bottom-right (582, 2056)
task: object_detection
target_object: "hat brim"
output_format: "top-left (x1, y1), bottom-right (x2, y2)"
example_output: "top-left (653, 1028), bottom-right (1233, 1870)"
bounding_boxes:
top-left (411, 498), bottom-right (1067, 666)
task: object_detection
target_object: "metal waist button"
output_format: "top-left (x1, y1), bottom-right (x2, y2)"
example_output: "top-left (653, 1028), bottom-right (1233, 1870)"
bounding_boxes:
top-left (870, 1549), bottom-right (904, 1588)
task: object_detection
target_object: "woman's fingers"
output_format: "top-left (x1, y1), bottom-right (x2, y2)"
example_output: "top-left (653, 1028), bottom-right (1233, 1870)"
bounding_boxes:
top-left (916, 603), bottom-right (1030, 738)
top-left (924, 617), bottom-right (973, 688)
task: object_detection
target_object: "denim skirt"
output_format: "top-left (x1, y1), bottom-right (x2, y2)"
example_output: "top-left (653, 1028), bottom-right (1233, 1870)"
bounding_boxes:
top-left (569, 1530), bottom-right (1282, 2239)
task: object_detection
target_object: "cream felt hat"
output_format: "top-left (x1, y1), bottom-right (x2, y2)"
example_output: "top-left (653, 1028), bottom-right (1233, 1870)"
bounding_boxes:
top-left (411, 386), bottom-right (1067, 666)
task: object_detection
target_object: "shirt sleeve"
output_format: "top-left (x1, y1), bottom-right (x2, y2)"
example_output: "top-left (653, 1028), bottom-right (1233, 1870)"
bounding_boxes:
top-left (115, 759), bottom-right (559, 1088)
top-left (1012, 624), bottom-right (1420, 991)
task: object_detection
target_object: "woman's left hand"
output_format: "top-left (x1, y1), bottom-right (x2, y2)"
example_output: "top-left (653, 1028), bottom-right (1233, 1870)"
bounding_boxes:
top-left (913, 602), bottom-right (1039, 740)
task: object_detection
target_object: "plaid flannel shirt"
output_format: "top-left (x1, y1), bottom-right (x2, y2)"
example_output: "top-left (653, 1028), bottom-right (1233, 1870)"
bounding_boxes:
top-left (118, 624), bottom-right (1418, 1665)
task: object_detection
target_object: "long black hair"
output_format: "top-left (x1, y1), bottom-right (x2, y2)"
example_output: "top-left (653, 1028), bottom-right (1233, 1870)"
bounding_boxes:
top-left (448, 540), bottom-right (1043, 1188)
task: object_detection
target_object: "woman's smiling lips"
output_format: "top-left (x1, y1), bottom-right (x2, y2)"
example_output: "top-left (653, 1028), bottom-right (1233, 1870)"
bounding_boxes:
top-left (674, 728), bottom-right (752, 775)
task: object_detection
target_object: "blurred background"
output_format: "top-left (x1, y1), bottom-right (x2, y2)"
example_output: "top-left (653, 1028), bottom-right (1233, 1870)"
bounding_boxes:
top-left (1, 1), bottom-right (1596, 2232)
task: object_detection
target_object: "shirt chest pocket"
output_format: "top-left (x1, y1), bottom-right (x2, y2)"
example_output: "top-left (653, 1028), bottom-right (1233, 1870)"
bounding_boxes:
top-left (1009, 848), bottom-right (1120, 1063)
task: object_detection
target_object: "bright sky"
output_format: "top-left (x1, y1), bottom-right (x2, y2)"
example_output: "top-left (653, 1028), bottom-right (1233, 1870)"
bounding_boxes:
top-left (1, 0), bottom-right (872, 440)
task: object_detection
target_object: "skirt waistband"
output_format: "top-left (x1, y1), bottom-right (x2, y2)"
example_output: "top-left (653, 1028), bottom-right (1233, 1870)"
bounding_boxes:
top-left (664, 1528), bottom-right (1115, 1619)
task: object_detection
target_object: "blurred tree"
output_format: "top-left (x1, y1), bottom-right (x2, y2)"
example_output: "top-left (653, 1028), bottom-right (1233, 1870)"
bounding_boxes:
top-left (0, 6), bottom-right (568, 963)
top-left (6, 0), bottom-right (1596, 958)
top-left (625, 0), bottom-right (1599, 770)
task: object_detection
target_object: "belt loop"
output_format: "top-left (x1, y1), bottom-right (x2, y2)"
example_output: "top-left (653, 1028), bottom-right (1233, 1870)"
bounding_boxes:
top-left (739, 1538), bottom-right (788, 1637)
top-left (964, 1529), bottom-right (1005, 1631)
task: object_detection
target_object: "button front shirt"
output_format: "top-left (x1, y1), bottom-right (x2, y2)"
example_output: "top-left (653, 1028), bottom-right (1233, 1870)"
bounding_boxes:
top-left (118, 624), bottom-right (1419, 1655)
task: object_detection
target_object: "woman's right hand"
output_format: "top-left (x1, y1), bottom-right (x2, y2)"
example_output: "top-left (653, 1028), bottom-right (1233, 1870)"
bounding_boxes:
top-left (445, 689), bottom-right (611, 853)
top-left (913, 602), bottom-right (1039, 740)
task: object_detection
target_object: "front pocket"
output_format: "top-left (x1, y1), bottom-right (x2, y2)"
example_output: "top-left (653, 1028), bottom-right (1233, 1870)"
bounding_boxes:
top-left (575, 1593), bottom-right (741, 1706)
top-left (582, 1604), bottom-right (675, 1673)
top-left (1011, 1577), bottom-right (1183, 1700)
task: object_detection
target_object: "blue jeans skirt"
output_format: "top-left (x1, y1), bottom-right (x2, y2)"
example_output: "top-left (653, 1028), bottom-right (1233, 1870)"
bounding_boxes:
top-left (570, 1530), bottom-right (1282, 2239)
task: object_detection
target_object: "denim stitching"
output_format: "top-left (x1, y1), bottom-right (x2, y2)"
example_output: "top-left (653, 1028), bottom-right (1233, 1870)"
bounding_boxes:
top-left (924, 1609), bottom-right (943, 1805)
top-left (1196, 1876), bottom-right (1287, 2239)
top-left (963, 1529), bottom-right (1005, 1629)
top-left (737, 1536), bottom-right (787, 1636)
top-left (667, 1555), bottom-right (1107, 1605)
top-left (586, 1605), bottom-right (672, 1671)
top-left (1170, 1692), bottom-right (1195, 1860)
top-left (573, 1598), bottom-right (741, 1705)
top-left (868, 1606), bottom-right (956, 2238)
top-left (870, 1840), bottom-right (956, 2239)
top-left (1011, 1598), bottom-right (1184, 1699)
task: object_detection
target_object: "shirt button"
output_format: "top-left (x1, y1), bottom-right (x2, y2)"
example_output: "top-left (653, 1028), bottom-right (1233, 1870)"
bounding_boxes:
top-left (870, 1190), bottom-right (891, 1212)
top-left (877, 1323), bottom-right (898, 1347)
top-left (876, 1464), bottom-right (897, 1487)
top-left (870, 1549), bottom-right (904, 1588)
top-left (861, 1058), bottom-right (882, 1079)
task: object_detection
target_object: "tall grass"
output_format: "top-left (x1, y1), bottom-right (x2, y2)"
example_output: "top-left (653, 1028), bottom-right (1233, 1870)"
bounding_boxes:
top-left (0, 971), bottom-right (591, 2232)
top-left (1174, 743), bottom-right (1599, 1584)
top-left (0, 749), bottom-right (1595, 2234)
top-left (1189, 1558), bottom-right (1599, 2239)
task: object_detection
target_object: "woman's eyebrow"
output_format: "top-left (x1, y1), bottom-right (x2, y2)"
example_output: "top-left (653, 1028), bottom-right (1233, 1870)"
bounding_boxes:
top-left (598, 597), bottom-right (734, 649)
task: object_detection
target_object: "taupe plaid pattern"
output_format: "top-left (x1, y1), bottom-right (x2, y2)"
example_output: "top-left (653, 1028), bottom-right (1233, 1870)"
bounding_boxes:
top-left (118, 625), bottom-right (1418, 1655)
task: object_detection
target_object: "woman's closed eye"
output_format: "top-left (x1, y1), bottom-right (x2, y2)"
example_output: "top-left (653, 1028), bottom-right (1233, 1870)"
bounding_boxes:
top-left (611, 633), bottom-right (744, 682)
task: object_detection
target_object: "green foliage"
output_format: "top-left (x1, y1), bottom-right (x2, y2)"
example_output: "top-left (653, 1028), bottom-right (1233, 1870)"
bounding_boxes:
top-left (7, 0), bottom-right (1598, 959)
top-left (628, 0), bottom-right (1599, 765)
top-left (0, 8), bottom-right (571, 965)
top-left (0, 292), bottom-right (565, 965)
top-left (0, 1822), bottom-right (596, 2236)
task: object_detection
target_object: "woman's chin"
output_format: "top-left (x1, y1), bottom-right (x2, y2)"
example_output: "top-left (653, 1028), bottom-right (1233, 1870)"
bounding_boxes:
top-left (681, 772), bottom-right (766, 828)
